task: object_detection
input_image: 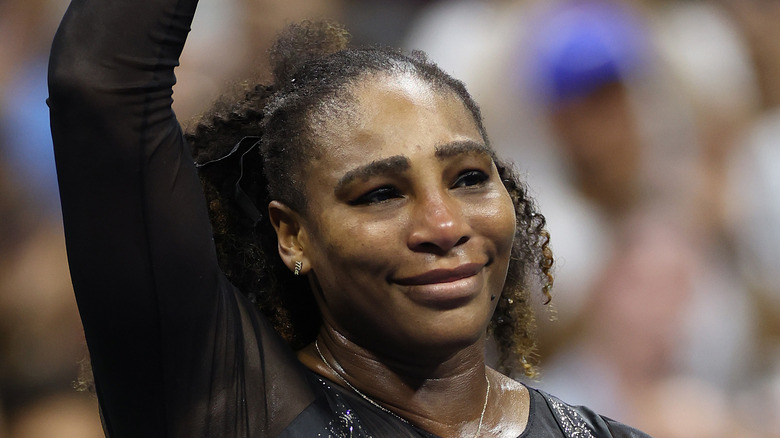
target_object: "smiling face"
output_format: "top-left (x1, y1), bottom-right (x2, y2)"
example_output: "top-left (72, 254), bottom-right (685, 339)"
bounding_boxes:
top-left (277, 73), bottom-right (516, 361)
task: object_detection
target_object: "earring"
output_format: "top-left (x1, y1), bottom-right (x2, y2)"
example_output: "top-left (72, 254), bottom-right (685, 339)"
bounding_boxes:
top-left (293, 260), bottom-right (303, 276)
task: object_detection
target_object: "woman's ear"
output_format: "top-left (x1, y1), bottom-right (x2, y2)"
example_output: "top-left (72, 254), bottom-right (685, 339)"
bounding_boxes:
top-left (268, 200), bottom-right (310, 275)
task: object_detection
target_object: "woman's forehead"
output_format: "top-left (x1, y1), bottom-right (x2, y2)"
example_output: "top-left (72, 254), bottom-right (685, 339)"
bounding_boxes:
top-left (353, 72), bottom-right (441, 110)
top-left (314, 79), bottom-right (481, 157)
top-left (311, 71), bottom-right (448, 122)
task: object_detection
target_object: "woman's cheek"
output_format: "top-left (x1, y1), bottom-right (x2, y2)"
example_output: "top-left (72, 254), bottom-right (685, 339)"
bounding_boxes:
top-left (472, 192), bottom-right (516, 250)
top-left (331, 218), bottom-right (399, 263)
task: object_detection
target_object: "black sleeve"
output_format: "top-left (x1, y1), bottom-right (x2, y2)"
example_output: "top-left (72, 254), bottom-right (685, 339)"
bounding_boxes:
top-left (48, 0), bottom-right (314, 436)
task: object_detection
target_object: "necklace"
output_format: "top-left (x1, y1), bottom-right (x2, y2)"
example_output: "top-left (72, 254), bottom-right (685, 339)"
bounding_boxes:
top-left (314, 340), bottom-right (490, 437)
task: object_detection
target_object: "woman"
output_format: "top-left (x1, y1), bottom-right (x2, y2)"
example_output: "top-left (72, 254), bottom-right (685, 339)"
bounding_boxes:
top-left (48, 0), bottom-right (649, 436)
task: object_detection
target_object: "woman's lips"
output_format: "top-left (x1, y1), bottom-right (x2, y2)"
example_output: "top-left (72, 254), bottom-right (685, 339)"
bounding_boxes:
top-left (394, 262), bottom-right (484, 286)
top-left (394, 263), bottom-right (485, 307)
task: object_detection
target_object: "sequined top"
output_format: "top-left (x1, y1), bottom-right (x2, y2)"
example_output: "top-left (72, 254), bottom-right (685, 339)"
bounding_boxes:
top-left (286, 373), bottom-right (650, 437)
top-left (48, 0), bottom-right (649, 436)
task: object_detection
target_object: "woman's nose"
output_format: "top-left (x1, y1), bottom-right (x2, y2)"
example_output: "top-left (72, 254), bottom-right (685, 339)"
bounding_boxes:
top-left (407, 191), bottom-right (470, 254)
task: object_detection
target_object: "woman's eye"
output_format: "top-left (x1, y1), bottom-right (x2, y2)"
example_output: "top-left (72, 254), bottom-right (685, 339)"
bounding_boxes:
top-left (453, 170), bottom-right (489, 188)
top-left (349, 186), bottom-right (402, 205)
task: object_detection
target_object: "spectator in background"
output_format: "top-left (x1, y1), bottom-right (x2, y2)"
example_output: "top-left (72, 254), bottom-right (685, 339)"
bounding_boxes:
top-left (516, 3), bottom-right (758, 434)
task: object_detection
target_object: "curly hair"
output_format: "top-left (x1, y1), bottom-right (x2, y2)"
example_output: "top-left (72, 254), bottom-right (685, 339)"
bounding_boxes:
top-left (186, 21), bottom-right (553, 377)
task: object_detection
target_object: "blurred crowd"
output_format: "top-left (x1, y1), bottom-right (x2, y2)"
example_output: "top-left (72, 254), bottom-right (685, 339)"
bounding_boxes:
top-left (1, 0), bottom-right (779, 436)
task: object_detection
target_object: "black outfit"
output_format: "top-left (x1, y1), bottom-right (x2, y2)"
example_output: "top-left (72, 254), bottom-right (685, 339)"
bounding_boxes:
top-left (48, 0), bottom-right (650, 436)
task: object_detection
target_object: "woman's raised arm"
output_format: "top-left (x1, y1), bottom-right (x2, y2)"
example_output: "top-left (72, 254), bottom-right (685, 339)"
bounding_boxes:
top-left (47, 0), bottom-right (261, 435)
top-left (49, 0), bottom-right (315, 434)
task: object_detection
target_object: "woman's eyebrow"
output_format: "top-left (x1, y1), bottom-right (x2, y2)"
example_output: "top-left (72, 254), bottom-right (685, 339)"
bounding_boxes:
top-left (334, 155), bottom-right (410, 194)
top-left (435, 140), bottom-right (493, 160)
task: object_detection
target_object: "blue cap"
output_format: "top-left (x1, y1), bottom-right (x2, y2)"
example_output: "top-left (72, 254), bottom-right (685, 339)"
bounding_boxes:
top-left (526, 1), bottom-right (650, 104)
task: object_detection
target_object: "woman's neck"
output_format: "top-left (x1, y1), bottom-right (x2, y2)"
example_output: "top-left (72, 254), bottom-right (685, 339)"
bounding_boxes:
top-left (297, 327), bottom-right (524, 437)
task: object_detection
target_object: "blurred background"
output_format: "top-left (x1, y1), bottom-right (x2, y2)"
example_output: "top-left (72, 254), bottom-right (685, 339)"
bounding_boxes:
top-left (2, 0), bottom-right (780, 436)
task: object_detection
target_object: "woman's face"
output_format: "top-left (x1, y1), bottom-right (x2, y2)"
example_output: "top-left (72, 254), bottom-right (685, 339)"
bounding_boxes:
top-left (297, 74), bottom-right (516, 360)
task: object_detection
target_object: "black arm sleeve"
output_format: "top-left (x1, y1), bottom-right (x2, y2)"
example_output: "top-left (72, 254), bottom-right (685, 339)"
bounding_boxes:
top-left (48, 0), bottom-right (315, 436)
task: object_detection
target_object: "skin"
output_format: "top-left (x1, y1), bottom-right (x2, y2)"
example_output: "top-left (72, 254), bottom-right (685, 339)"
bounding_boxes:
top-left (269, 73), bottom-right (530, 437)
top-left (551, 82), bottom-right (641, 214)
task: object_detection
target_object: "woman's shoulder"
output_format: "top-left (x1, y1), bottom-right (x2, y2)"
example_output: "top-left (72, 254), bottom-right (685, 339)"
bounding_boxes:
top-left (525, 386), bottom-right (653, 438)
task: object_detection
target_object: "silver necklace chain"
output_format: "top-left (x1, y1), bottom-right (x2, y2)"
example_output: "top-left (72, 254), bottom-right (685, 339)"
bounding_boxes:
top-left (314, 340), bottom-right (490, 437)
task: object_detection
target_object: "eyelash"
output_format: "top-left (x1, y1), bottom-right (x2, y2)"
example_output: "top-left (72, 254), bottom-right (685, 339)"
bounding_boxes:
top-left (453, 170), bottom-right (489, 188)
top-left (348, 186), bottom-right (401, 206)
top-left (348, 170), bottom-right (490, 206)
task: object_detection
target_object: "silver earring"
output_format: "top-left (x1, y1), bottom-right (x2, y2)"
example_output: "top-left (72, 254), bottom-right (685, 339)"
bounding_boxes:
top-left (294, 260), bottom-right (303, 276)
